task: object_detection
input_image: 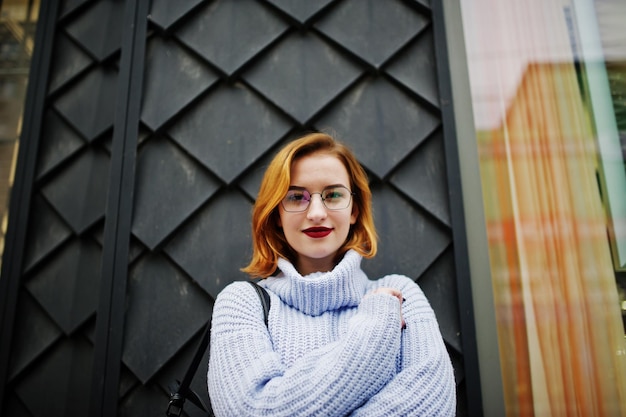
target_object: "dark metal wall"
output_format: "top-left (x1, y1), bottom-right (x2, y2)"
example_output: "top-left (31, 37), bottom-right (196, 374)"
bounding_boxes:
top-left (0, 0), bottom-right (479, 416)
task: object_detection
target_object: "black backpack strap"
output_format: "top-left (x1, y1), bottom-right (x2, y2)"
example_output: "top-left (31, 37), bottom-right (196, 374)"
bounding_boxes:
top-left (166, 321), bottom-right (211, 416)
top-left (166, 281), bottom-right (271, 416)
top-left (247, 280), bottom-right (271, 326)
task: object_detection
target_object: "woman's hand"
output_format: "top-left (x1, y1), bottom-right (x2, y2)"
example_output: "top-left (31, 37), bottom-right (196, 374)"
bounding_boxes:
top-left (368, 287), bottom-right (406, 329)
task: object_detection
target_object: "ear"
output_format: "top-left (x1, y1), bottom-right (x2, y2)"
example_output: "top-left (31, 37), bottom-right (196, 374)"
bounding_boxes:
top-left (350, 205), bottom-right (358, 225)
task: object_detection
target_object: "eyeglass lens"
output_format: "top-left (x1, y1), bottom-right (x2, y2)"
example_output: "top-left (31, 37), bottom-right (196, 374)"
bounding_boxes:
top-left (282, 186), bottom-right (352, 212)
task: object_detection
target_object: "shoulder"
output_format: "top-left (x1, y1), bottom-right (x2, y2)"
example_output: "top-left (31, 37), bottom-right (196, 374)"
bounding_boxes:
top-left (217, 280), bottom-right (259, 301)
top-left (214, 281), bottom-right (268, 319)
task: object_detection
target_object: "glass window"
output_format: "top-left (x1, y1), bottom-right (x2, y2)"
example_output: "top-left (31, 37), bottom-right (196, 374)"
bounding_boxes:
top-left (0, 0), bottom-right (39, 269)
top-left (460, 0), bottom-right (626, 415)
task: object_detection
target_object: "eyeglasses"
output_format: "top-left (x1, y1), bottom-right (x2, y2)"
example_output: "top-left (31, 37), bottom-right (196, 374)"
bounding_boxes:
top-left (281, 186), bottom-right (355, 212)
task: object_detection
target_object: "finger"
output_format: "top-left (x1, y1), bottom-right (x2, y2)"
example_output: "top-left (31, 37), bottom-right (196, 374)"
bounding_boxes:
top-left (371, 287), bottom-right (403, 303)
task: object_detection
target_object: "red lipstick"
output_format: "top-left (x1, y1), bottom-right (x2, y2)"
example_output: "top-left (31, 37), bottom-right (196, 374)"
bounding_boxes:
top-left (303, 227), bottom-right (332, 238)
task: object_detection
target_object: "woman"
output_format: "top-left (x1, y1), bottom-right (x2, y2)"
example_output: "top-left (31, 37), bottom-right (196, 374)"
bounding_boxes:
top-left (208, 132), bottom-right (456, 416)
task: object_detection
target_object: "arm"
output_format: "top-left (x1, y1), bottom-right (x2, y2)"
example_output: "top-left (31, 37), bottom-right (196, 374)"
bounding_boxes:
top-left (350, 276), bottom-right (456, 417)
top-left (207, 281), bottom-right (403, 417)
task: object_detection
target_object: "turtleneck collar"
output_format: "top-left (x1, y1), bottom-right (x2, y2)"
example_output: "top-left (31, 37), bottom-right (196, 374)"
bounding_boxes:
top-left (261, 250), bottom-right (370, 316)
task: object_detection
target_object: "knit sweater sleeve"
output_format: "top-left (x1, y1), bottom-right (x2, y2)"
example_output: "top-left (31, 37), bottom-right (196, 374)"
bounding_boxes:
top-left (350, 275), bottom-right (456, 416)
top-left (207, 281), bottom-right (402, 416)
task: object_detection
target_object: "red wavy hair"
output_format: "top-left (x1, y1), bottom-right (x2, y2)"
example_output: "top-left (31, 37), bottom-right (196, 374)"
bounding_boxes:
top-left (242, 132), bottom-right (377, 277)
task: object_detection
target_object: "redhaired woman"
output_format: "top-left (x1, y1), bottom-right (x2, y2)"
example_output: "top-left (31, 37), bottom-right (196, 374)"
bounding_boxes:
top-left (208, 132), bottom-right (455, 416)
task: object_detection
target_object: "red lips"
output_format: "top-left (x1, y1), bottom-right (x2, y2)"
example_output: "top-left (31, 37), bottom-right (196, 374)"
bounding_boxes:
top-left (303, 227), bottom-right (332, 238)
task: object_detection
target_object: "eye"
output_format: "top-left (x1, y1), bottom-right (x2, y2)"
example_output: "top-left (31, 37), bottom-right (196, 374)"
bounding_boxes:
top-left (285, 190), bottom-right (308, 202)
top-left (323, 188), bottom-right (344, 200)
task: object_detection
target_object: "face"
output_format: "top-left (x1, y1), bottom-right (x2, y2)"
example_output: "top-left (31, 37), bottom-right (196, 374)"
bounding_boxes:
top-left (278, 152), bottom-right (358, 275)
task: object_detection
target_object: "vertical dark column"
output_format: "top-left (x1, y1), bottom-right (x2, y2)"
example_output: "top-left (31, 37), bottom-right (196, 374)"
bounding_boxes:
top-left (431, 1), bottom-right (483, 416)
top-left (0, 0), bottom-right (59, 411)
top-left (89, 0), bottom-right (149, 415)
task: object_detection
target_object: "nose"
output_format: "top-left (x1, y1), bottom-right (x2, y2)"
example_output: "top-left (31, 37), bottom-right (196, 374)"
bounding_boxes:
top-left (306, 193), bottom-right (327, 220)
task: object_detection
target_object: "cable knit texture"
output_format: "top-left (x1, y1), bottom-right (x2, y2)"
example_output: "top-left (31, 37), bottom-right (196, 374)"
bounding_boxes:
top-left (207, 250), bottom-right (456, 416)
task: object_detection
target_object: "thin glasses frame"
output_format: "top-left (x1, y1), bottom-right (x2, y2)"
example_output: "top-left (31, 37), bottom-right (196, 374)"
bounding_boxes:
top-left (281, 185), bottom-right (355, 212)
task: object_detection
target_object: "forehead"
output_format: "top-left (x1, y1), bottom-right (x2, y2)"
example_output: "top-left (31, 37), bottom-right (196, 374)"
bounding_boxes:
top-left (290, 152), bottom-right (350, 186)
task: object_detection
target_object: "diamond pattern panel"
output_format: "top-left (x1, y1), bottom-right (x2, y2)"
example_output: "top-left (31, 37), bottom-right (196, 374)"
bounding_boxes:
top-left (238, 143), bottom-right (281, 200)
top-left (4, 1), bottom-right (468, 415)
top-left (64, 0), bottom-right (125, 61)
top-left (390, 131), bottom-right (451, 226)
top-left (53, 66), bottom-right (118, 141)
top-left (15, 337), bottom-right (93, 417)
top-left (267, 0), bottom-right (336, 23)
top-left (317, 77), bottom-right (441, 178)
top-left (315, 0), bottom-right (428, 67)
top-left (418, 248), bottom-right (462, 353)
top-left (8, 291), bottom-right (62, 381)
top-left (36, 110), bottom-right (86, 180)
top-left (149, 0), bottom-right (205, 31)
top-left (117, 366), bottom-right (139, 408)
top-left (140, 36), bottom-right (219, 131)
top-left (168, 83), bottom-right (290, 183)
top-left (386, 29), bottom-right (440, 108)
top-left (23, 195), bottom-right (73, 273)
top-left (59, 0), bottom-right (93, 20)
top-left (176, 0), bottom-right (289, 75)
top-left (47, 32), bottom-right (93, 95)
top-left (122, 253), bottom-right (212, 383)
top-left (4, 395), bottom-right (29, 416)
top-left (25, 237), bottom-right (101, 334)
top-left (131, 136), bottom-right (221, 249)
top-left (363, 184), bottom-right (450, 281)
top-left (244, 31), bottom-right (363, 123)
top-left (165, 189), bottom-right (253, 298)
top-left (40, 147), bottom-right (110, 234)
top-left (118, 385), bottom-right (169, 417)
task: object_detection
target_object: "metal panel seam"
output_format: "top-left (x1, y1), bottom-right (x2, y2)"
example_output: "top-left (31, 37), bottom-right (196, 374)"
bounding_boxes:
top-left (430, 0), bottom-right (485, 415)
top-left (0, 0), bottom-right (60, 411)
top-left (89, 0), bottom-right (149, 415)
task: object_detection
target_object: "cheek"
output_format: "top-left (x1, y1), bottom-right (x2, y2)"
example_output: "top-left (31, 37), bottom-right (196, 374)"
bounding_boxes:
top-left (277, 211), bottom-right (299, 236)
top-left (338, 212), bottom-right (356, 232)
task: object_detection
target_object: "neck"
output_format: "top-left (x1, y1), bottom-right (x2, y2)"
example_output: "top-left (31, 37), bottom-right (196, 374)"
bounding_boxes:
top-left (296, 255), bottom-right (335, 276)
top-left (268, 249), bottom-right (368, 316)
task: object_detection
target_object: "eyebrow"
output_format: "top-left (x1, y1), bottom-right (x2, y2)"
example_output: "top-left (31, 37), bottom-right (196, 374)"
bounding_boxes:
top-left (287, 184), bottom-right (348, 191)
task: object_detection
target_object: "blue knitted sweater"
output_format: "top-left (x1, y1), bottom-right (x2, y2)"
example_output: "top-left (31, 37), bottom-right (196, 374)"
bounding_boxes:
top-left (207, 250), bottom-right (456, 416)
